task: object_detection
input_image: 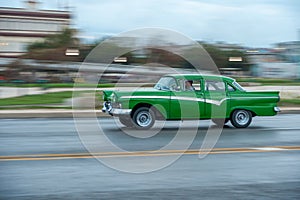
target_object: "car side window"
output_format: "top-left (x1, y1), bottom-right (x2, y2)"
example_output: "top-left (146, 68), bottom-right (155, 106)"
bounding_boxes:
top-left (180, 79), bottom-right (202, 91)
top-left (154, 76), bottom-right (178, 91)
top-left (168, 78), bottom-right (178, 91)
top-left (192, 80), bottom-right (201, 91)
top-left (205, 80), bottom-right (225, 92)
top-left (178, 79), bottom-right (185, 90)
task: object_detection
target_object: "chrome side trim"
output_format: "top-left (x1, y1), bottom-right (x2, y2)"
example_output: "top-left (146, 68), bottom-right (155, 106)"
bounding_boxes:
top-left (121, 96), bottom-right (169, 100)
top-left (120, 95), bottom-right (279, 107)
top-left (121, 95), bottom-right (228, 106)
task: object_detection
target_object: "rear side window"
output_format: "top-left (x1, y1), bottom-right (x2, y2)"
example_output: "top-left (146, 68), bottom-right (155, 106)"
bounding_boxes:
top-left (192, 80), bottom-right (201, 91)
top-left (227, 83), bottom-right (236, 92)
top-left (205, 80), bottom-right (225, 92)
top-left (233, 81), bottom-right (246, 91)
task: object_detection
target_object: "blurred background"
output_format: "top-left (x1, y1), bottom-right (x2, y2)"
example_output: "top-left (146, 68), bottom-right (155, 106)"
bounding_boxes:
top-left (0, 0), bottom-right (299, 108)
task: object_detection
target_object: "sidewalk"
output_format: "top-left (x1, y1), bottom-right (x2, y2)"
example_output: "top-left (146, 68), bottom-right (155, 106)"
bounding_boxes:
top-left (0, 107), bottom-right (299, 118)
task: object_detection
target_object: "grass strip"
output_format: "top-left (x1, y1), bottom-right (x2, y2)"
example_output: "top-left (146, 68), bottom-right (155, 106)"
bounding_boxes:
top-left (0, 83), bottom-right (115, 88)
top-left (0, 91), bottom-right (74, 106)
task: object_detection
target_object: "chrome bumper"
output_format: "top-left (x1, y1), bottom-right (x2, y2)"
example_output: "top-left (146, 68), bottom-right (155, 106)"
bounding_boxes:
top-left (102, 102), bottom-right (112, 113)
top-left (274, 107), bottom-right (281, 112)
top-left (110, 108), bottom-right (132, 115)
top-left (102, 102), bottom-right (131, 116)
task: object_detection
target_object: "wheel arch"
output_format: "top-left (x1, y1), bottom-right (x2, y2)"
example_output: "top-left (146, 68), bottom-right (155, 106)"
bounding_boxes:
top-left (131, 103), bottom-right (166, 120)
top-left (229, 107), bottom-right (257, 118)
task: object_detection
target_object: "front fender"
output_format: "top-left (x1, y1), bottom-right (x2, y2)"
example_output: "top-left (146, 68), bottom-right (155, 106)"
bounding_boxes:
top-left (128, 100), bottom-right (169, 119)
top-left (102, 90), bottom-right (114, 101)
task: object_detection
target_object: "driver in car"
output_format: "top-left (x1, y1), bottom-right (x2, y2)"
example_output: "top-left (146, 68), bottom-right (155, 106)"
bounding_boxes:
top-left (185, 80), bottom-right (195, 91)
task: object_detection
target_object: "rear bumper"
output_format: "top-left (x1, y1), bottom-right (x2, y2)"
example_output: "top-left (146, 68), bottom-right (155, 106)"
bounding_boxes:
top-left (274, 107), bottom-right (281, 112)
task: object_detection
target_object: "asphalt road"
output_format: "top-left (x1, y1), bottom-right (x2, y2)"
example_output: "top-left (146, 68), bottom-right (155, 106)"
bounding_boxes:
top-left (1, 114), bottom-right (300, 199)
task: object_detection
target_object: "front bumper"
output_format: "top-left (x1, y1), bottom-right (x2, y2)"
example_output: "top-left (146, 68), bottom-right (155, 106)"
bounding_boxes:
top-left (102, 102), bottom-right (131, 116)
top-left (110, 108), bottom-right (132, 115)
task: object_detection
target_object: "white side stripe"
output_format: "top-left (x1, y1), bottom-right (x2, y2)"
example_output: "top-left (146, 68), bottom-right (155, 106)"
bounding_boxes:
top-left (120, 96), bottom-right (278, 106)
top-left (121, 96), bottom-right (169, 100)
top-left (120, 96), bottom-right (227, 106)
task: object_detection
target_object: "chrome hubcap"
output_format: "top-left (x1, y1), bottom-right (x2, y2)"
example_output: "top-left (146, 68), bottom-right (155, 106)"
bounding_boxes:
top-left (136, 111), bottom-right (152, 127)
top-left (235, 111), bottom-right (249, 125)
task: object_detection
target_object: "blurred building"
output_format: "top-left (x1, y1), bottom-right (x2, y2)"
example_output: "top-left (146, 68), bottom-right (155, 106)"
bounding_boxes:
top-left (246, 48), bottom-right (278, 64)
top-left (275, 41), bottom-right (300, 63)
top-left (251, 62), bottom-right (299, 79)
top-left (247, 46), bottom-right (300, 79)
top-left (0, 0), bottom-right (71, 58)
top-left (212, 41), bottom-right (245, 52)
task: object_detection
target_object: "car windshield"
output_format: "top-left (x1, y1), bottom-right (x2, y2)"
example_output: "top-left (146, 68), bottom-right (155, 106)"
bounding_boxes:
top-left (154, 77), bottom-right (178, 91)
top-left (233, 81), bottom-right (246, 91)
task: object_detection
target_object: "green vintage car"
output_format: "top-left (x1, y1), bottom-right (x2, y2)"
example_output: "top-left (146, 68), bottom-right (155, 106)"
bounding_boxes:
top-left (102, 74), bottom-right (280, 129)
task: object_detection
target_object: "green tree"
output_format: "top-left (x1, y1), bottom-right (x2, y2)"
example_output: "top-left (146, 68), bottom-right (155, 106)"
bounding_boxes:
top-left (24, 28), bottom-right (81, 61)
top-left (27, 28), bottom-right (77, 51)
top-left (201, 42), bottom-right (248, 70)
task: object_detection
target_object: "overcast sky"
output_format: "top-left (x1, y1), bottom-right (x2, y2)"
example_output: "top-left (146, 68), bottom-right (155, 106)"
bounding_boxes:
top-left (1, 0), bottom-right (300, 47)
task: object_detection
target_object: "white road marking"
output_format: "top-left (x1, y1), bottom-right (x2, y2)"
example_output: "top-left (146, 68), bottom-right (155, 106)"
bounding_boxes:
top-left (251, 147), bottom-right (286, 151)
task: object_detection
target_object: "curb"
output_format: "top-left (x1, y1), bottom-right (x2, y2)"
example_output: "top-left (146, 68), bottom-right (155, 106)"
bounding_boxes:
top-left (279, 110), bottom-right (300, 114)
top-left (0, 110), bottom-right (108, 118)
top-left (279, 107), bottom-right (300, 114)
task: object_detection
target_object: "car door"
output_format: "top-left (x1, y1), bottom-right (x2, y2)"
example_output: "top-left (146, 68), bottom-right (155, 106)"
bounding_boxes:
top-left (169, 78), bottom-right (205, 119)
top-left (203, 79), bottom-right (228, 119)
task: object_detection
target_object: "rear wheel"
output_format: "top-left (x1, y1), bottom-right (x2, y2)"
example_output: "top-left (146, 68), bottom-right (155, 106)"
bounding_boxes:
top-left (230, 110), bottom-right (252, 128)
top-left (132, 107), bottom-right (155, 129)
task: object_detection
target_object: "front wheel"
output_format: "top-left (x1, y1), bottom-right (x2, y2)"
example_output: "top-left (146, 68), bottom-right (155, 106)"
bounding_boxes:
top-left (132, 107), bottom-right (155, 129)
top-left (230, 110), bottom-right (252, 128)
